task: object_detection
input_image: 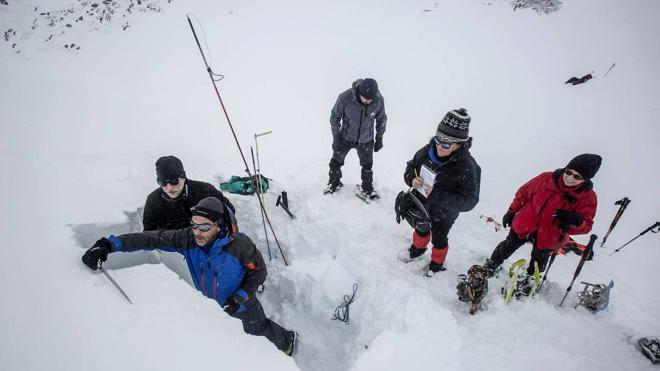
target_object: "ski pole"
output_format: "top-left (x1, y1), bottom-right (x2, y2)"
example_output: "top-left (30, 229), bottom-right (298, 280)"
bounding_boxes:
top-left (609, 222), bottom-right (660, 256)
top-left (250, 147), bottom-right (272, 261)
top-left (536, 229), bottom-right (568, 294)
top-left (601, 197), bottom-right (630, 248)
top-left (603, 63), bottom-right (616, 77)
top-left (254, 131), bottom-right (272, 199)
top-left (254, 132), bottom-right (274, 258)
top-left (186, 15), bottom-right (288, 265)
top-left (559, 234), bottom-right (597, 307)
top-left (99, 264), bottom-right (132, 304)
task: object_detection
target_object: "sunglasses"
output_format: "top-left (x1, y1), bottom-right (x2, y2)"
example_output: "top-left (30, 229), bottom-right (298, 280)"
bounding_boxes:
top-left (564, 169), bottom-right (584, 181)
top-left (190, 222), bottom-right (216, 232)
top-left (158, 178), bottom-right (181, 187)
top-left (433, 137), bottom-right (453, 149)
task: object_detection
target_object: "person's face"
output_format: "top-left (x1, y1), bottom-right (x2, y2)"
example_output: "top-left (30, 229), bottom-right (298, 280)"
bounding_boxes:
top-left (562, 168), bottom-right (585, 187)
top-left (191, 215), bottom-right (220, 246)
top-left (159, 177), bottom-right (185, 198)
top-left (359, 95), bottom-right (373, 104)
top-left (434, 138), bottom-right (461, 157)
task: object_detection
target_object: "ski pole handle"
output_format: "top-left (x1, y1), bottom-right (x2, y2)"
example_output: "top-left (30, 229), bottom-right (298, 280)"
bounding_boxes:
top-left (614, 197), bottom-right (630, 206)
top-left (644, 221), bottom-right (660, 235)
top-left (255, 131), bottom-right (272, 137)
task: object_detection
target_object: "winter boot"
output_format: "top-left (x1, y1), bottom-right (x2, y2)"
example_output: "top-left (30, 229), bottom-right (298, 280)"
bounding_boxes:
top-left (397, 244), bottom-right (427, 263)
top-left (323, 182), bottom-right (343, 195)
top-left (426, 246), bottom-right (448, 276)
top-left (426, 261), bottom-right (447, 277)
top-left (355, 184), bottom-right (380, 201)
top-left (515, 273), bottom-right (533, 297)
top-left (284, 331), bottom-right (299, 357)
top-left (482, 258), bottom-right (501, 278)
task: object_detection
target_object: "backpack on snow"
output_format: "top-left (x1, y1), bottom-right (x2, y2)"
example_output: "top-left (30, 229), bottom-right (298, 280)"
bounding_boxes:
top-left (219, 175), bottom-right (270, 195)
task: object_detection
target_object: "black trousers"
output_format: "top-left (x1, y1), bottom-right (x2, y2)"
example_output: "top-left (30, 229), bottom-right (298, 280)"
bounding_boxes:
top-left (490, 230), bottom-right (552, 276)
top-left (229, 297), bottom-right (292, 352)
top-left (329, 139), bottom-right (374, 192)
top-left (415, 214), bottom-right (455, 248)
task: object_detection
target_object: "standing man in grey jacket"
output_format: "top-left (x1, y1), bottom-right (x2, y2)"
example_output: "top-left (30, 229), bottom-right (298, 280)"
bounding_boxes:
top-left (324, 78), bottom-right (387, 200)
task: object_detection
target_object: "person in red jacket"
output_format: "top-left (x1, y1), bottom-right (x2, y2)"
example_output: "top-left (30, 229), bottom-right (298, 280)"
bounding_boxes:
top-left (483, 154), bottom-right (602, 281)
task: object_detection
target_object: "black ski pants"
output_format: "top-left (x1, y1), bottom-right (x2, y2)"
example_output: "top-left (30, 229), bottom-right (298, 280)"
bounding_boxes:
top-left (229, 296), bottom-right (292, 352)
top-left (328, 139), bottom-right (374, 192)
top-left (490, 230), bottom-right (552, 276)
top-left (415, 214), bottom-right (455, 249)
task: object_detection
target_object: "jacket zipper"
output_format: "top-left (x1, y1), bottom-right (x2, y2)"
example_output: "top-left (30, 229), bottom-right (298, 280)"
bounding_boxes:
top-left (213, 269), bottom-right (218, 301)
top-left (356, 106), bottom-right (364, 143)
top-left (200, 264), bottom-right (206, 296)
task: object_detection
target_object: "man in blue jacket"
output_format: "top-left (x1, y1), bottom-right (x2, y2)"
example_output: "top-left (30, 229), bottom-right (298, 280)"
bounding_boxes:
top-left (325, 78), bottom-right (387, 200)
top-left (82, 197), bottom-right (297, 356)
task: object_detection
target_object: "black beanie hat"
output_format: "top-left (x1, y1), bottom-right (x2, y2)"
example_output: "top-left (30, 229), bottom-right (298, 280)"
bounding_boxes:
top-left (566, 154), bottom-right (602, 180)
top-left (191, 197), bottom-right (224, 224)
top-left (358, 78), bottom-right (379, 99)
top-left (436, 108), bottom-right (470, 143)
top-left (156, 155), bottom-right (186, 181)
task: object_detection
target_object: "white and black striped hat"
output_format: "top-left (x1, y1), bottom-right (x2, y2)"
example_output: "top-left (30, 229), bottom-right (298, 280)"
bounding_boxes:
top-left (436, 108), bottom-right (470, 143)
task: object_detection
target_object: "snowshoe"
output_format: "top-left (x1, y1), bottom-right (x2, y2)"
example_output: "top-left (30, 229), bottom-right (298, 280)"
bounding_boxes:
top-left (638, 337), bottom-right (660, 364)
top-left (397, 245), bottom-right (427, 263)
top-left (355, 185), bottom-right (380, 203)
top-left (323, 182), bottom-right (343, 195)
top-left (501, 259), bottom-right (527, 304)
top-left (457, 265), bottom-right (489, 315)
top-left (528, 262), bottom-right (541, 297)
top-left (575, 280), bottom-right (614, 313)
top-left (508, 262), bottom-right (540, 299)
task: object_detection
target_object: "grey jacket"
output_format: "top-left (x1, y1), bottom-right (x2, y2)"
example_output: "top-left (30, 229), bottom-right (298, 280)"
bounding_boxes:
top-left (330, 79), bottom-right (387, 144)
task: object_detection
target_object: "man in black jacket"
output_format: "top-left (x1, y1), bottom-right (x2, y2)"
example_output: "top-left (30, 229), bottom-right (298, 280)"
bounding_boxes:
top-left (401, 108), bottom-right (481, 276)
top-left (82, 197), bottom-right (297, 355)
top-left (143, 155), bottom-right (236, 231)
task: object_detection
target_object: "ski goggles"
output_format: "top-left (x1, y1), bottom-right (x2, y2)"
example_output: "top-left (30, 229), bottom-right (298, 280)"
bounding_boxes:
top-left (190, 222), bottom-right (216, 232)
top-left (433, 137), bottom-right (453, 149)
top-left (564, 169), bottom-right (584, 181)
top-left (157, 178), bottom-right (181, 187)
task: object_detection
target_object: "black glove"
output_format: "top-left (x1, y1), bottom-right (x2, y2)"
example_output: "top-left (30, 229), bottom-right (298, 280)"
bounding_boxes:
top-left (81, 237), bottom-right (113, 270)
top-left (502, 209), bottom-right (515, 228)
top-left (553, 210), bottom-right (584, 228)
top-left (223, 289), bottom-right (249, 315)
top-left (332, 135), bottom-right (342, 152)
top-left (374, 136), bottom-right (383, 152)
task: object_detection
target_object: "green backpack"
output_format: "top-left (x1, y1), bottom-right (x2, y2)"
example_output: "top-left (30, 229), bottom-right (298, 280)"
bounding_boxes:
top-left (219, 175), bottom-right (270, 195)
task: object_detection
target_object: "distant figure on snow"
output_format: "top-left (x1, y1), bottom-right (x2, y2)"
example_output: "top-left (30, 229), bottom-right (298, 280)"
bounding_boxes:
top-left (400, 108), bottom-right (481, 276)
top-left (142, 155), bottom-right (236, 232)
top-left (82, 197), bottom-right (298, 356)
top-left (324, 78), bottom-right (387, 200)
top-left (482, 154), bottom-right (602, 294)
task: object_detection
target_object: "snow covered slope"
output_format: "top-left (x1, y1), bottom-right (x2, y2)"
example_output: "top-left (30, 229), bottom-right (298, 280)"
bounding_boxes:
top-left (1, 1), bottom-right (659, 370)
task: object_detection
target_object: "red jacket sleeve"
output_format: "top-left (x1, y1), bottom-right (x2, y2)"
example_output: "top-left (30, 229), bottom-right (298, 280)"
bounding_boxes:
top-left (509, 172), bottom-right (550, 212)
